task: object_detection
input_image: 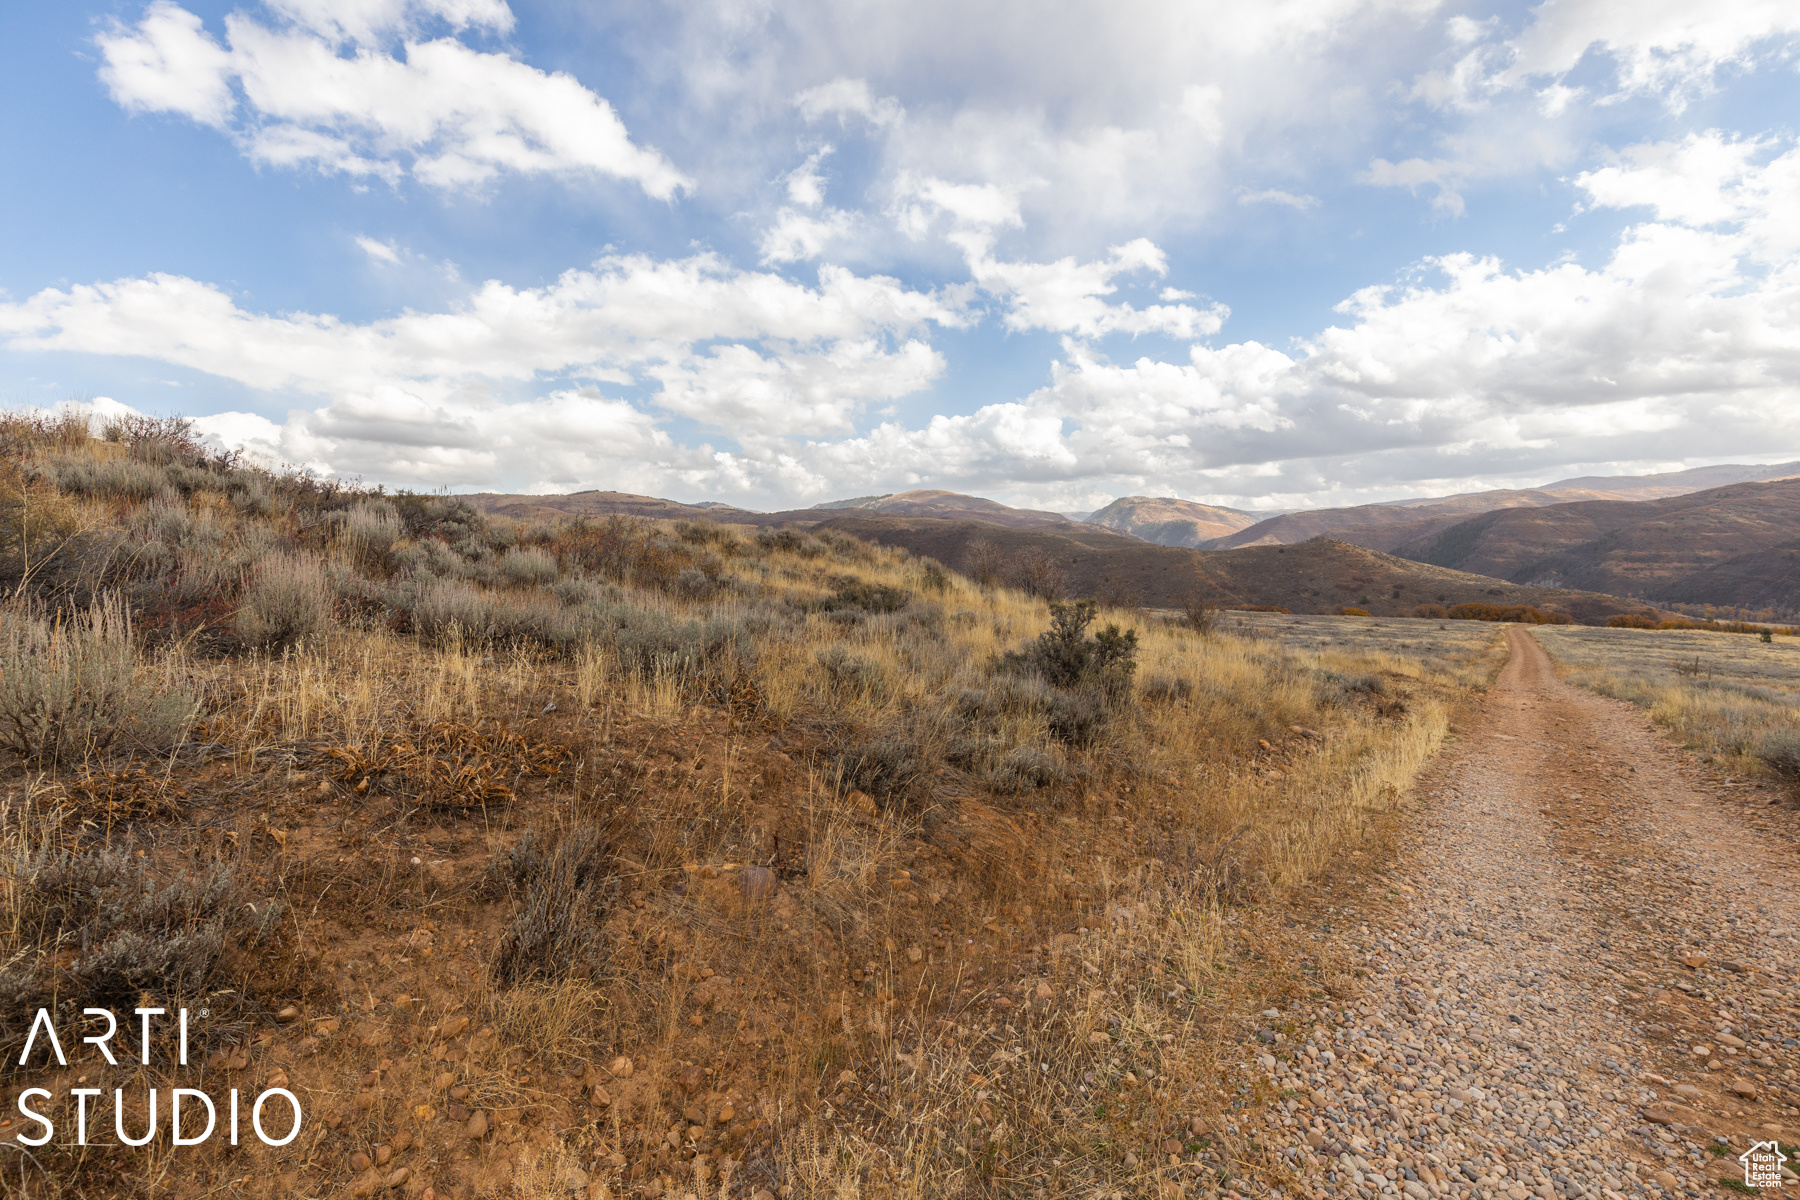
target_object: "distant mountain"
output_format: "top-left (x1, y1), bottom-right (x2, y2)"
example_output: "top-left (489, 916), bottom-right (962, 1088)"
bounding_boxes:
top-left (805, 489), bottom-right (1078, 529)
top-left (461, 486), bottom-right (1100, 533)
top-left (1391, 477), bottom-right (1800, 617)
top-left (1209, 460), bottom-right (1800, 551)
top-left (808, 514), bottom-right (1661, 623)
top-left (1084, 496), bottom-right (1260, 547)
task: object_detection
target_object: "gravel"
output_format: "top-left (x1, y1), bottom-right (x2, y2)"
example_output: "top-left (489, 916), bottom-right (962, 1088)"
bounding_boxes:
top-left (1230, 628), bottom-right (1800, 1200)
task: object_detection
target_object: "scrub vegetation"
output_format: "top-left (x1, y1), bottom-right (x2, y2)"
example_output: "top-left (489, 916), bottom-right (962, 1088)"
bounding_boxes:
top-left (0, 410), bottom-right (1502, 1199)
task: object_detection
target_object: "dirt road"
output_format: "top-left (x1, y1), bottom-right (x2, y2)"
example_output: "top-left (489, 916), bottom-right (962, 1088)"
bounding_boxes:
top-left (1240, 626), bottom-right (1800, 1200)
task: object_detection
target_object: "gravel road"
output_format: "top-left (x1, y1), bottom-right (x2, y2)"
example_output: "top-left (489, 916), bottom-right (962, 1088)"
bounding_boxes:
top-left (1239, 626), bottom-right (1800, 1200)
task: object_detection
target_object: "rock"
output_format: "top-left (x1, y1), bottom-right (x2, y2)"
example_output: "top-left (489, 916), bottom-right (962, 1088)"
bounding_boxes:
top-left (374, 1145), bottom-right (392, 1166)
top-left (751, 1192), bottom-right (776, 1200)
top-left (1721, 959), bottom-right (1749, 973)
top-left (1161, 1138), bottom-right (1182, 1155)
top-left (440, 1015), bottom-right (471, 1039)
top-left (1730, 1080), bottom-right (1759, 1098)
top-left (1643, 1108), bottom-right (1676, 1125)
top-left (1719, 1034), bottom-right (1747, 1048)
top-left (1653, 1170), bottom-right (1679, 1191)
top-left (678, 1064), bottom-right (704, 1094)
top-left (1122, 1151), bottom-right (1139, 1168)
top-left (385, 1168), bottom-right (409, 1189)
top-left (717, 1103), bottom-right (735, 1123)
top-left (588, 1083), bottom-right (612, 1107)
top-left (411, 1104), bottom-right (436, 1122)
top-left (1310, 1089), bottom-right (1329, 1106)
top-left (907, 945), bottom-right (923, 963)
top-left (740, 866), bottom-right (777, 901)
top-left (434, 1071), bottom-right (455, 1091)
top-left (608, 1055), bottom-right (634, 1079)
top-left (1674, 1084), bottom-right (1701, 1097)
top-left (1035, 981), bottom-right (1052, 999)
top-left (351, 1153), bottom-right (372, 1172)
top-left (275, 1005), bottom-right (300, 1023)
top-left (390, 1131), bottom-right (412, 1153)
top-left (1680, 954), bottom-right (1708, 970)
top-left (466, 1111), bottom-right (489, 1140)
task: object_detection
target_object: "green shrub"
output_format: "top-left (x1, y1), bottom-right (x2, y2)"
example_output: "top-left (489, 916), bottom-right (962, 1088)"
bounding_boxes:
top-left (235, 551), bottom-right (333, 648)
top-left (1006, 600), bottom-right (1139, 694)
top-left (0, 597), bottom-right (197, 763)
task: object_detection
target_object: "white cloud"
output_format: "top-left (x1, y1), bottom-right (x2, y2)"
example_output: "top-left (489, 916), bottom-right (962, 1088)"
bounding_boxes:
top-left (0, 255), bottom-right (967, 440)
top-left (1576, 131), bottom-right (1800, 262)
top-left (99, 2), bottom-right (237, 126)
top-left (964, 238), bottom-right (1228, 341)
top-left (793, 77), bottom-right (903, 127)
top-left (1236, 188), bottom-right (1320, 210)
top-left (355, 235), bottom-right (401, 264)
top-left (1504, 0), bottom-right (1800, 106)
top-left (96, 1), bottom-right (689, 198)
top-left (758, 207), bottom-right (855, 265)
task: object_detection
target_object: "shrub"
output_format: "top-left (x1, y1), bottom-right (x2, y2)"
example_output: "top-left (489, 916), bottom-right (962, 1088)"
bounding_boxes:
top-left (1007, 599), bottom-right (1139, 693)
top-left (1448, 603), bottom-right (1572, 624)
top-left (755, 527), bottom-right (827, 559)
top-left (835, 733), bottom-right (934, 808)
top-left (961, 537), bottom-right (1007, 587)
top-left (1012, 547), bottom-right (1065, 600)
top-left (1412, 603), bottom-right (1447, 619)
top-left (492, 828), bottom-right (616, 986)
top-left (816, 645), bottom-right (887, 697)
top-left (1606, 613), bottom-right (1659, 629)
top-left (41, 453), bottom-right (174, 502)
top-left (1338, 607), bottom-right (1370, 617)
top-left (497, 545), bottom-right (558, 586)
top-left (808, 576), bottom-right (910, 614)
top-left (1763, 630), bottom-right (1776, 644)
top-left (982, 744), bottom-right (1073, 793)
top-left (0, 597), bottom-right (197, 763)
top-left (412, 578), bottom-right (577, 648)
top-left (919, 560), bottom-right (951, 593)
top-left (236, 551), bottom-right (333, 648)
top-left (1182, 593), bottom-right (1218, 635)
top-left (1141, 672), bottom-right (1195, 704)
top-left (1759, 730), bottom-right (1800, 783)
top-left (336, 500), bottom-right (404, 570)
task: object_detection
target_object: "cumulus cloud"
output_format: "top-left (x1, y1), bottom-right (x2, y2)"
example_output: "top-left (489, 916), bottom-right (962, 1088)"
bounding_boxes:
top-left (964, 238), bottom-right (1228, 341)
top-left (793, 77), bottom-right (903, 128)
top-left (1236, 188), bottom-right (1320, 210)
top-left (0, 254), bottom-right (967, 442)
top-left (96, 0), bottom-right (689, 197)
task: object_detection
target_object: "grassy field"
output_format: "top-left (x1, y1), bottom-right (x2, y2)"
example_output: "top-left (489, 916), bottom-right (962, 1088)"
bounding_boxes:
top-left (0, 412), bottom-right (1504, 1199)
top-left (1533, 624), bottom-right (1800, 787)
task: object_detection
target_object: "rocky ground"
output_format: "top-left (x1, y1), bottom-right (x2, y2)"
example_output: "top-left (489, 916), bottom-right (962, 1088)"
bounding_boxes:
top-left (1237, 626), bottom-right (1800, 1200)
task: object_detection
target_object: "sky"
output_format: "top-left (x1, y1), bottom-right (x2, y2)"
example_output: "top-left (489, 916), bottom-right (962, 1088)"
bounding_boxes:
top-left (1, 0), bottom-right (1798, 513)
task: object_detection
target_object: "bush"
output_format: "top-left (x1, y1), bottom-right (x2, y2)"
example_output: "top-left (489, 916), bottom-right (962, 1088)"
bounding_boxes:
top-left (1412, 603), bottom-right (1447, 619)
top-left (1338, 607), bottom-right (1370, 617)
top-left (1006, 600), bottom-right (1139, 693)
top-left (982, 744), bottom-right (1073, 793)
top-left (1141, 672), bottom-right (1195, 704)
top-left (3, 841), bottom-right (283, 1063)
top-left (497, 545), bottom-right (558, 586)
top-left (1759, 730), bottom-right (1800, 782)
top-left (236, 551), bottom-right (333, 648)
top-left (816, 645), bottom-right (887, 697)
top-left (42, 453), bottom-right (174, 502)
top-left (336, 500), bottom-right (404, 570)
top-left (835, 730), bottom-right (935, 808)
top-left (412, 577), bottom-right (577, 648)
top-left (492, 828), bottom-right (616, 986)
top-left (1011, 547), bottom-right (1065, 600)
top-left (1181, 593), bottom-right (1218, 635)
top-left (755, 527), bottom-right (827, 559)
top-left (1449, 603), bottom-right (1572, 624)
top-left (0, 597), bottom-right (197, 763)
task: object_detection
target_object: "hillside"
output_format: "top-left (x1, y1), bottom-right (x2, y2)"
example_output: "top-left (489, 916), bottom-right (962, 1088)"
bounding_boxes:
top-left (0, 409), bottom-right (1497, 1200)
top-left (810, 514), bottom-right (1662, 622)
top-left (1391, 477), bottom-right (1800, 616)
top-left (1084, 495), bottom-right (1260, 546)
top-left (1210, 459), bottom-right (1800, 550)
top-left (804, 487), bottom-right (1079, 528)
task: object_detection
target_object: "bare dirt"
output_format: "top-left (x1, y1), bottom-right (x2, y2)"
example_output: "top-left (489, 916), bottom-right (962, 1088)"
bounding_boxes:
top-left (1238, 626), bottom-right (1800, 1200)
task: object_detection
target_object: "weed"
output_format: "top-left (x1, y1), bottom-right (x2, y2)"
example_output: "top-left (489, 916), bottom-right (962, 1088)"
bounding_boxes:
top-left (235, 551), bottom-right (333, 648)
top-left (492, 827), bottom-right (617, 985)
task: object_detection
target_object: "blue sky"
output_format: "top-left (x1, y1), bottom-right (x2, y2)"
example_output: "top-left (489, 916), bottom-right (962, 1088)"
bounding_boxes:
top-left (2, 0), bottom-right (1798, 512)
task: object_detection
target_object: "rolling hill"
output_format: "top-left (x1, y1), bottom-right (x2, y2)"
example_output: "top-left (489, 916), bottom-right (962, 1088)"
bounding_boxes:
top-left (1390, 476), bottom-right (1800, 616)
top-left (808, 514), bottom-right (1662, 623)
top-left (1084, 495), bottom-right (1261, 546)
top-left (1208, 460), bottom-right (1800, 551)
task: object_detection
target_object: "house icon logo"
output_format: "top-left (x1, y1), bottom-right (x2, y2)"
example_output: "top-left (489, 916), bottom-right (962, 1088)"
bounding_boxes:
top-left (1741, 1140), bottom-right (1788, 1189)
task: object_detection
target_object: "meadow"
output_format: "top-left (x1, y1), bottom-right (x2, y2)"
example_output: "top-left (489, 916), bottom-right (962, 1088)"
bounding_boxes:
top-left (0, 413), bottom-right (1504, 1200)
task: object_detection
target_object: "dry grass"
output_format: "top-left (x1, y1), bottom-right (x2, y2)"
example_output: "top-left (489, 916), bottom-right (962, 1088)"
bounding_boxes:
top-left (0, 409), bottom-right (1506, 1200)
top-left (1533, 623), bottom-right (1800, 786)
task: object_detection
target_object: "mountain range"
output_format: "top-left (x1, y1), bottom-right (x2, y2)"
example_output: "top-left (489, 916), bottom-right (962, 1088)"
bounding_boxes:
top-left (463, 460), bottom-right (1800, 621)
